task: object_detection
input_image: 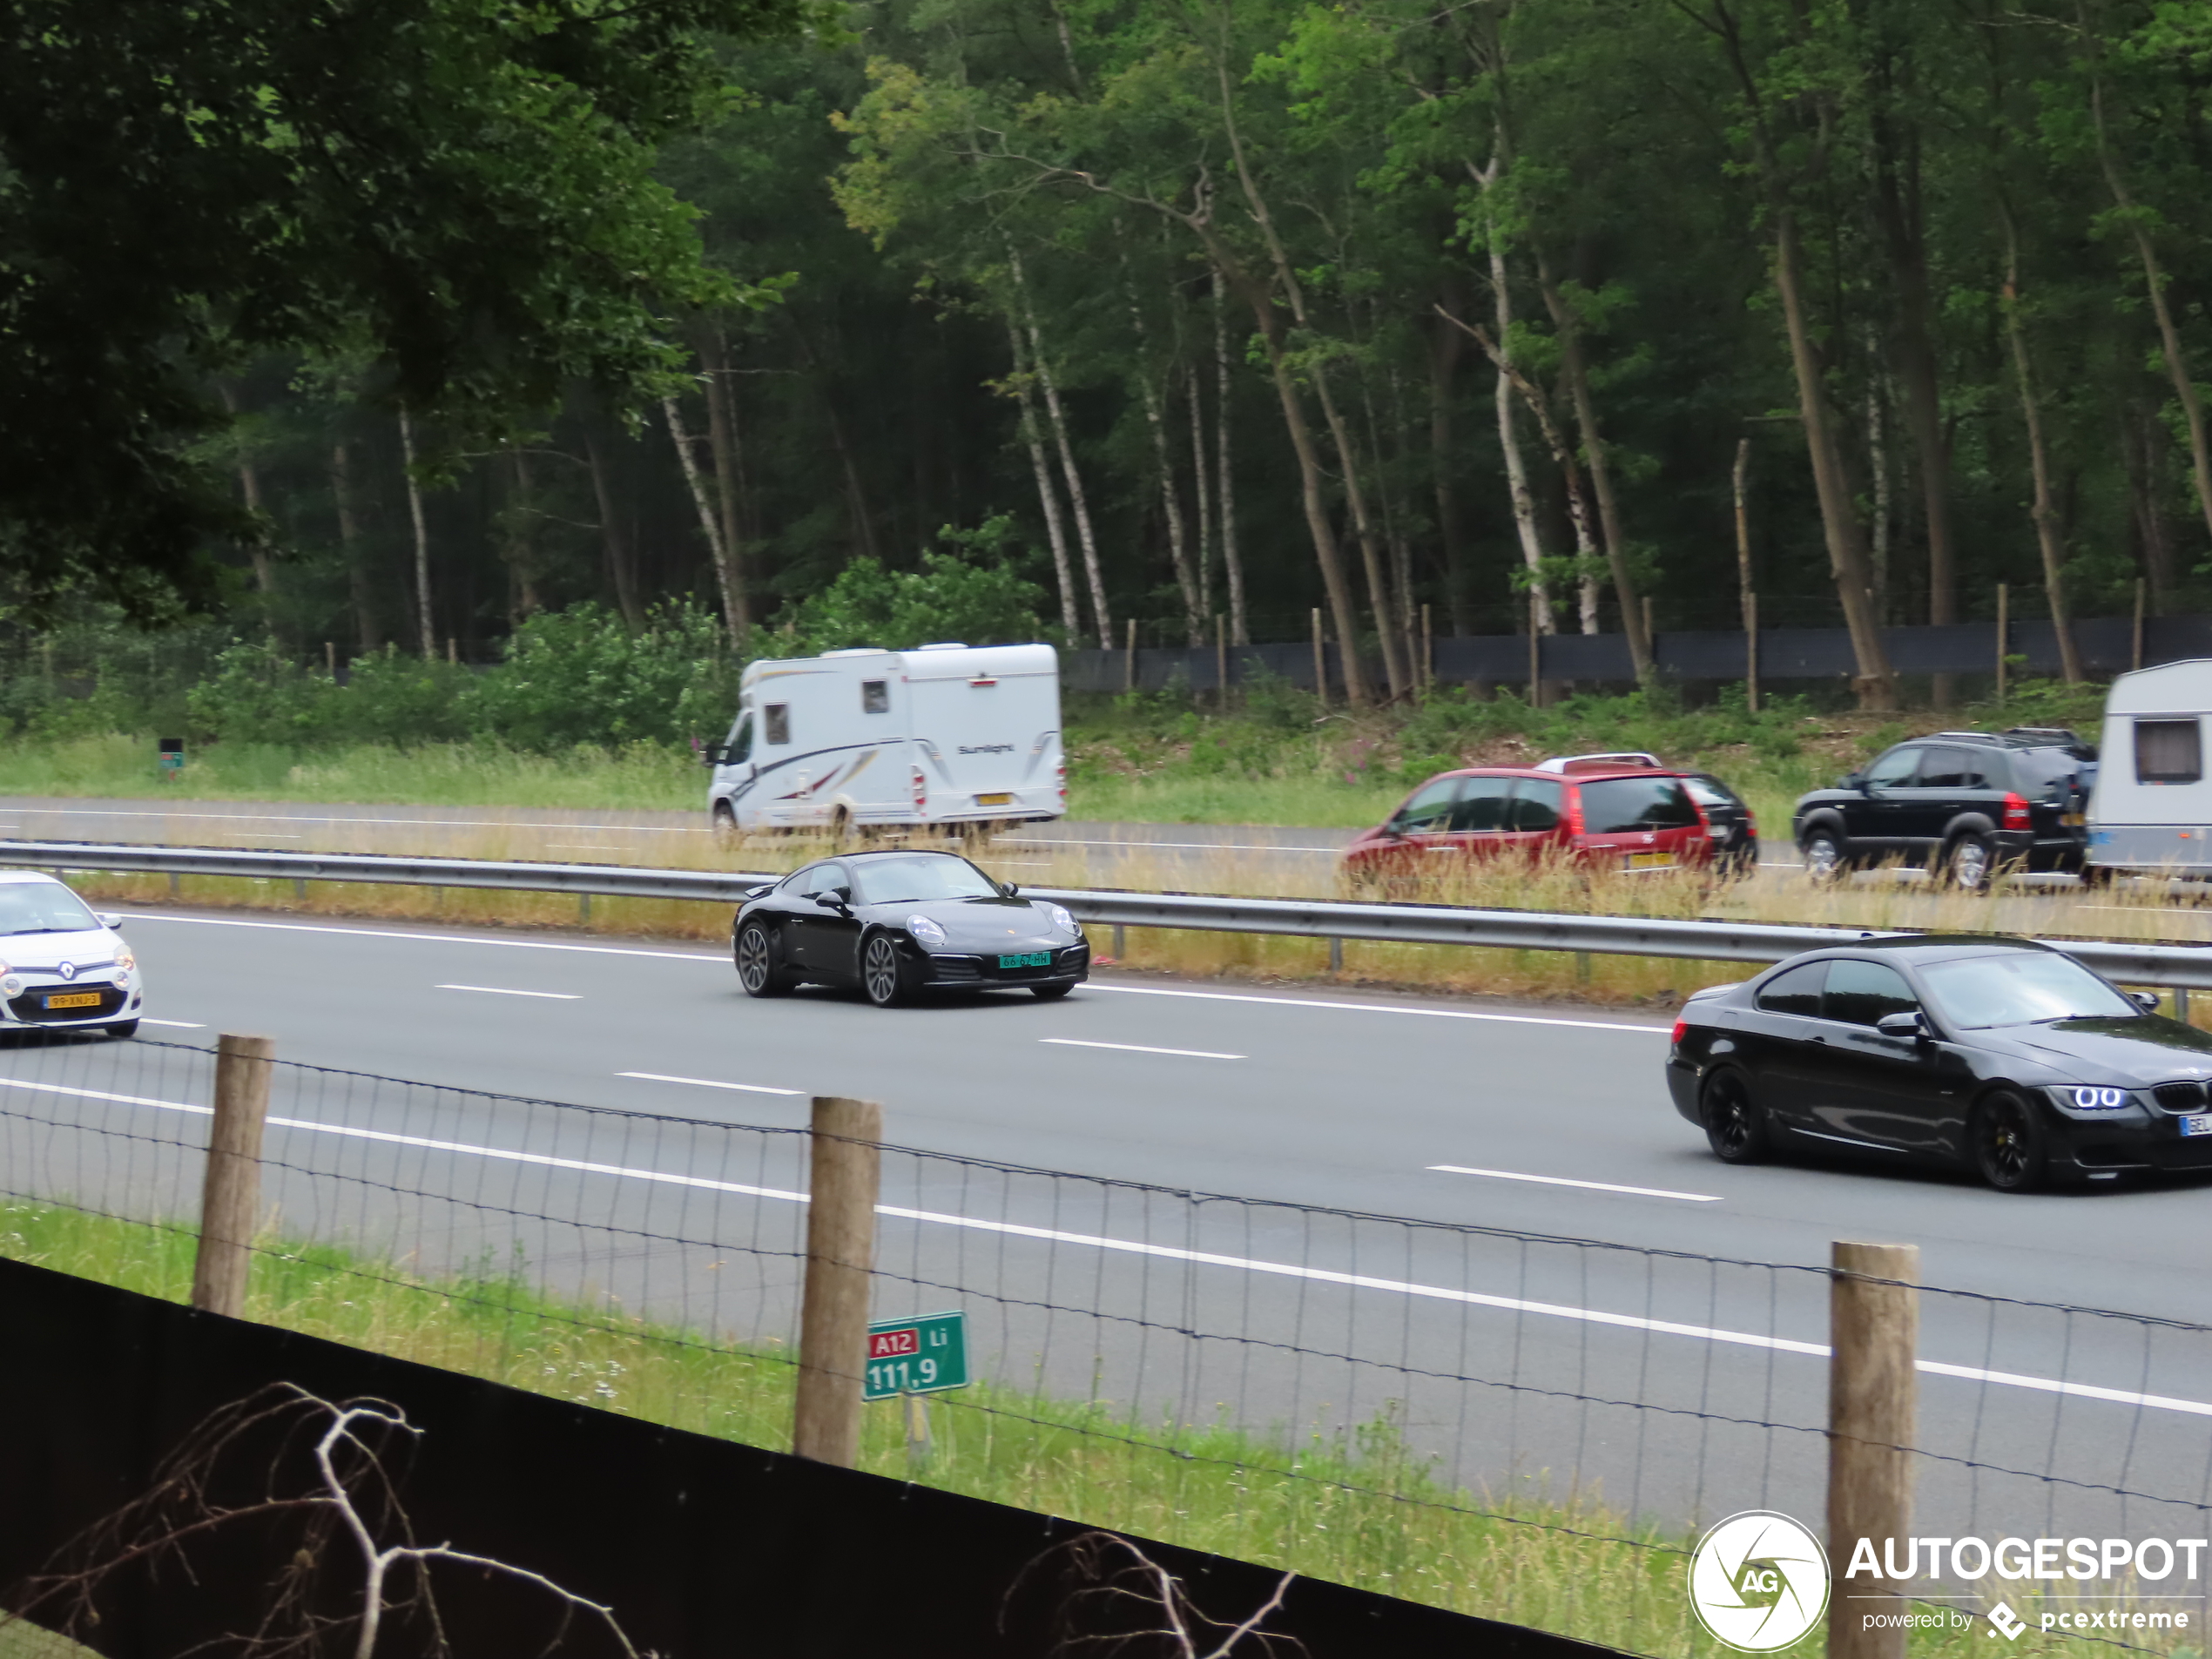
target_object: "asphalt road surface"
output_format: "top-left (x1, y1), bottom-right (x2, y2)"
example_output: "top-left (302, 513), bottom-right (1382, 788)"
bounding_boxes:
top-left (5, 901), bottom-right (2208, 1556)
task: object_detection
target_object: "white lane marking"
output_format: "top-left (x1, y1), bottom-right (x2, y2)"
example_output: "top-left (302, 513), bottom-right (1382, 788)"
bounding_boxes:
top-left (138, 1018), bottom-right (206, 1029)
top-left (437, 984), bottom-right (581, 1001)
top-left (1040, 1037), bottom-right (1244, 1060)
top-left (1083, 982), bottom-right (1669, 1035)
top-left (124, 914), bottom-right (721, 961)
top-left (7, 1071), bottom-right (2208, 1420)
top-left (1004, 836), bottom-right (1343, 854)
top-left (114, 914), bottom-right (1671, 1035)
top-left (618, 1071), bottom-right (805, 1096)
top-left (1428, 1164), bottom-right (1723, 1204)
top-left (7, 806), bottom-right (711, 834)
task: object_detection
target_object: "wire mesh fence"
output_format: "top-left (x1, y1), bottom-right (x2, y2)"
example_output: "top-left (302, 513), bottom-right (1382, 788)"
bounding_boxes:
top-left (1, 1031), bottom-right (2208, 1656)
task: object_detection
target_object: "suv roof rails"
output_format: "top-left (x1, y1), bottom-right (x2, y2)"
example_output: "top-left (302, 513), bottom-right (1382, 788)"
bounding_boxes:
top-left (1925, 726), bottom-right (2095, 757)
top-left (1534, 751), bottom-right (1667, 774)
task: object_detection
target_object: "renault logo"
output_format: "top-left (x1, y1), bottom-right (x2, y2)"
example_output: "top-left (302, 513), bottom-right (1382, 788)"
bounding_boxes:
top-left (57, 961), bottom-right (75, 981)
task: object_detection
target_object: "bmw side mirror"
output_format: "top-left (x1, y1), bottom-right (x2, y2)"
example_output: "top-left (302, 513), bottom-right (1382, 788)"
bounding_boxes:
top-left (2132, 991), bottom-right (2161, 1013)
top-left (1875, 1010), bottom-right (1926, 1039)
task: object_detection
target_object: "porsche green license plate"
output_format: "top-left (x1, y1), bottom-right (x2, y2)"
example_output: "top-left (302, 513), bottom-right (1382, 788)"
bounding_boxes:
top-left (999, 952), bottom-right (1051, 968)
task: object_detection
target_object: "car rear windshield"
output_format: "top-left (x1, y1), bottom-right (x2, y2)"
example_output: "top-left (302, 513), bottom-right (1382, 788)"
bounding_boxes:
top-left (0, 883), bottom-right (99, 935)
top-left (1577, 776), bottom-right (1699, 834)
top-left (1918, 952), bottom-right (2137, 1028)
top-left (1683, 775), bottom-right (1741, 810)
top-left (852, 855), bottom-right (1001, 904)
top-left (2007, 748), bottom-right (2088, 798)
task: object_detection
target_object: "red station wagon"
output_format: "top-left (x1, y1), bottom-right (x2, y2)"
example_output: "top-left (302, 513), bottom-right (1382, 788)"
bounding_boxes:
top-left (1341, 755), bottom-right (1719, 880)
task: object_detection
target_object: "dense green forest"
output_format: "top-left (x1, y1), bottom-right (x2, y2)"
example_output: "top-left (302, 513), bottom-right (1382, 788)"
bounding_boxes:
top-left (14, 0), bottom-right (2212, 712)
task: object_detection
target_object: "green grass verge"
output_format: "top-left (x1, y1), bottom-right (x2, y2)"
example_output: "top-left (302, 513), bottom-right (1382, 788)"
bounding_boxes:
top-left (1, 1201), bottom-right (2189, 1659)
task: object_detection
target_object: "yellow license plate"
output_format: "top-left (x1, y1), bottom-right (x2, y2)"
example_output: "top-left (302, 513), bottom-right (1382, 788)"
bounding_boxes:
top-left (1627, 852), bottom-right (1676, 870)
top-left (975, 792), bottom-right (1013, 806)
top-left (44, 991), bottom-right (101, 1009)
top-left (2062, 813), bottom-right (2085, 826)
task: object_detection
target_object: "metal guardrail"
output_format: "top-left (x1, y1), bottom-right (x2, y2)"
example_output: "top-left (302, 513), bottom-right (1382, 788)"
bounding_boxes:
top-left (6, 837), bottom-right (2212, 988)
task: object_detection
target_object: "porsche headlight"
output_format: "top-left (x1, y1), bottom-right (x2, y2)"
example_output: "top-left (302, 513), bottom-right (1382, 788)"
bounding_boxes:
top-left (2054, 1086), bottom-right (2130, 1111)
top-left (907, 914), bottom-right (948, 947)
top-left (1044, 903), bottom-right (1079, 935)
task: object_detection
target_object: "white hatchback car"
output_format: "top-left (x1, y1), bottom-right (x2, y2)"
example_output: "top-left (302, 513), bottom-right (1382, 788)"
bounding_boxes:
top-left (0, 873), bottom-right (144, 1038)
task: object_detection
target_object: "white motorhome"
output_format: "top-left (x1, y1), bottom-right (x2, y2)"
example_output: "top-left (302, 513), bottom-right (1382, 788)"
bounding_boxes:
top-left (2086, 658), bottom-right (2212, 874)
top-left (705, 643), bottom-right (1065, 838)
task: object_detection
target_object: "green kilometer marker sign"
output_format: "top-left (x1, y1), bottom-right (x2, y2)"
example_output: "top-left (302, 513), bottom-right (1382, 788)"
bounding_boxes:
top-left (864, 1311), bottom-right (968, 1401)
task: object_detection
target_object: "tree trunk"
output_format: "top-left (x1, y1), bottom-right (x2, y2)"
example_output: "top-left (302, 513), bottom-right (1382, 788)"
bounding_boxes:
top-left (1006, 316), bottom-right (1083, 640)
top-left (1771, 210), bottom-right (1897, 705)
top-left (2091, 70), bottom-right (2212, 551)
top-left (1213, 288), bottom-right (1249, 646)
top-left (2123, 401), bottom-right (2176, 609)
top-left (1536, 258), bottom-right (1649, 677)
top-left (2002, 232), bottom-right (2083, 683)
top-left (1126, 284), bottom-right (1204, 644)
top-left (1733, 436), bottom-right (1754, 631)
top-left (396, 404), bottom-right (436, 660)
top-left (1863, 332), bottom-right (1893, 616)
top-left (504, 446), bottom-right (543, 622)
top-left (1186, 353), bottom-right (1215, 624)
top-left (702, 327), bottom-right (752, 651)
top-left (1428, 303), bottom-right (1471, 637)
top-left (329, 440), bottom-right (380, 654)
top-left (664, 392), bottom-right (746, 644)
top-left (583, 421), bottom-right (642, 630)
top-left (219, 383), bottom-right (276, 604)
top-left (1473, 200), bottom-right (1553, 635)
top-left (1010, 253), bottom-right (1112, 644)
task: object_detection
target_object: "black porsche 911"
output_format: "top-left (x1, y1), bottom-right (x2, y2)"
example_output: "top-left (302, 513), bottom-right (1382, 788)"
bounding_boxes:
top-left (732, 848), bottom-right (1089, 1008)
top-left (1666, 935), bottom-right (2212, 1190)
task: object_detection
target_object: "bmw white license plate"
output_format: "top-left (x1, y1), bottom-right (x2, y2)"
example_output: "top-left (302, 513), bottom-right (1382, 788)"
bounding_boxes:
top-left (999, 952), bottom-right (1050, 969)
top-left (2181, 1116), bottom-right (2212, 1137)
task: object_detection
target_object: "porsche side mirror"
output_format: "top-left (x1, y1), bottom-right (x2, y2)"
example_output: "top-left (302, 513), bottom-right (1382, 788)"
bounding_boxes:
top-left (2132, 991), bottom-right (2162, 1013)
top-left (743, 884), bottom-right (773, 901)
top-left (826, 887), bottom-right (854, 910)
top-left (1876, 1010), bottom-right (1926, 1040)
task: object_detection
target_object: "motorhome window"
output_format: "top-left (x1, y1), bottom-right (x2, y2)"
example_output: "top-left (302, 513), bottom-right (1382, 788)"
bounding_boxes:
top-left (2135, 718), bottom-right (2202, 786)
top-left (862, 680), bottom-right (889, 715)
top-left (764, 705), bottom-right (791, 745)
top-left (725, 713), bottom-right (753, 765)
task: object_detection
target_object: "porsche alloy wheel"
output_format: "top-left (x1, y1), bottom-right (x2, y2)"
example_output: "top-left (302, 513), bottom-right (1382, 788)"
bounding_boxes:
top-left (1702, 1070), bottom-right (1770, 1164)
top-left (1972, 1090), bottom-right (2048, 1192)
top-left (863, 934), bottom-right (912, 1008)
top-left (735, 921), bottom-right (792, 998)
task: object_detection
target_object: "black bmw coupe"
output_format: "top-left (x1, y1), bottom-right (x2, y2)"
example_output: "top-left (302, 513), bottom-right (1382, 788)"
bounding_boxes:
top-left (732, 848), bottom-right (1089, 1008)
top-left (1666, 935), bottom-right (2212, 1190)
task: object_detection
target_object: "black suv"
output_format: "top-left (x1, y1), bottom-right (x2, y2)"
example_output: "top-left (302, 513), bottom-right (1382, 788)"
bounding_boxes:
top-left (1792, 727), bottom-right (2097, 890)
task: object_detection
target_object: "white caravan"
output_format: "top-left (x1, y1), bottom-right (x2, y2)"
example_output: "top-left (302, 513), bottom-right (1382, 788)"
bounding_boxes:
top-left (2086, 658), bottom-right (2212, 874)
top-left (705, 643), bottom-right (1065, 837)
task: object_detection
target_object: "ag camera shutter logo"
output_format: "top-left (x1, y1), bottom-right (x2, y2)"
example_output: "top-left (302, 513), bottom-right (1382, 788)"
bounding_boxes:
top-left (1689, 1510), bottom-right (1830, 1651)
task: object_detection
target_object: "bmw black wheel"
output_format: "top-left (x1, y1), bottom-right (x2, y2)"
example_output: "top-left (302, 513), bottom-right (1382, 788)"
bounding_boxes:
top-left (1801, 829), bottom-right (1846, 884)
top-left (1971, 1089), bottom-right (2047, 1192)
top-left (863, 933), bottom-right (912, 1008)
top-left (735, 921), bottom-right (792, 998)
top-left (1702, 1070), bottom-right (1770, 1164)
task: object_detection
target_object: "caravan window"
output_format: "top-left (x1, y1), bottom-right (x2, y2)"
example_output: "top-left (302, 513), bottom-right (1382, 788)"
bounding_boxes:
top-left (2135, 718), bottom-right (2202, 786)
top-left (764, 705), bottom-right (791, 746)
top-left (862, 680), bottom-right (890, 715)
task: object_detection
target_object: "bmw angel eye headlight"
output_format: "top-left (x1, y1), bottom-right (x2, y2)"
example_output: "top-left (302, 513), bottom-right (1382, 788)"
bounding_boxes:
top-left (1044, 903), bottom-right (1079, 935)
top-left (907, 914), bottom-right (948, 947)
top-left (2061, 1086), bottom-right (2130, 1110)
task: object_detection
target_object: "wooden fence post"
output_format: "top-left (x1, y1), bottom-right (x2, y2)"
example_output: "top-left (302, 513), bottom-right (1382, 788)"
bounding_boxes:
top-left (1746, 591), bottom-right (1760, 714)
top-left (1995, 583), bottom-right (2009, 702)
top-left (1215, 612), bottom-right (1228, 708)
top-left (1311, 608), bottom-right (1327, 709)
top-left (1420, 603), bottom-right (1433, 696)
top-left (1123, 618), bottom-right (1137, 695)
top-left (792, 1095), bottom-right (881, 1467)
top-left (1828, 1240), bottom-right (1919, 1659)
top-left (1527, 590), bottom-right (1541, 708)
top-left (191, 1034), bottom-right (275, 1319)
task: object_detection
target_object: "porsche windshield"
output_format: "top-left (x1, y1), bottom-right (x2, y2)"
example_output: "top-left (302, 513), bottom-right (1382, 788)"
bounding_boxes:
top-left (0, 883), bottom-right (100, 936)
top-left (853, 856), bottom-right (1001, 905)
top-left (1919, 952), bottom-right (2137, 1028)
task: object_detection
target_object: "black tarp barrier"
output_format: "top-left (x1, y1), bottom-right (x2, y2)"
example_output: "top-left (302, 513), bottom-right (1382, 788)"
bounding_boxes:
top-left (0, 1258), bottom-right (1612, 1659)
top-left (1062, 613), bottom-right (2212, 694)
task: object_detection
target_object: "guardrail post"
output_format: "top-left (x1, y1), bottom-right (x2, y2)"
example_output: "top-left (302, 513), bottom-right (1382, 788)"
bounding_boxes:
top-left (191, 1034), bottom-right (274, 1319)
top-left (793, 1095), bottom-right (881, 1467)
top-left (1828, 1240), bottom-right (1919, 1659)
